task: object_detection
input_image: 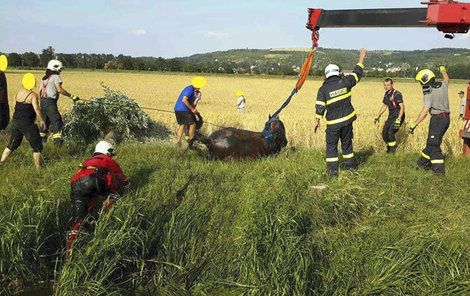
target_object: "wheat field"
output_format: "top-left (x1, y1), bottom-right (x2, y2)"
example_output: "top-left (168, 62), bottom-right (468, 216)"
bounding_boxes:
top-left (4, 70), bottom-right (467, 154)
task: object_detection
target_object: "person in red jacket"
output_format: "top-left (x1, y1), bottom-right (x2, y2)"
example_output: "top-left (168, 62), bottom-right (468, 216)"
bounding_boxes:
top-left (67, 140), bottom-right (129, 252)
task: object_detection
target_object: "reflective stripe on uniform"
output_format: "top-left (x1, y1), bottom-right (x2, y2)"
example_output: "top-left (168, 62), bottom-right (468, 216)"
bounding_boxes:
top-left (351, 73), bottom-right (359, 82)
top-left (326, 111), bottom-right (356, 125)
top-left (421, 152), bottom-right (431, 160)
top-left (52, 133), bottom-right (62, 139)
top-left (316, 114), bottom-right (323, 119)
top-left (326, 157), bottom-right (339, 162)
top-left (357, 63), bottom-right (365, 69)
top-left (316, 100), bottom-right (326, 106)
top-left (326, 92), bottom-right (352, 105)
top-left (388, 141), bottom-right (397, 147)
top-left (40, 132), bottom-right (47, 137)
top-left (343, 153), bottom-right (354, 159)
top-left (431, 159), bottom-right (444, 164)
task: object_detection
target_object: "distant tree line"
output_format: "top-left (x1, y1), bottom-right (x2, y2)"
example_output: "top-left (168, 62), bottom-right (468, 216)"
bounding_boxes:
top-left (2, 46), bottom-right (469, 79)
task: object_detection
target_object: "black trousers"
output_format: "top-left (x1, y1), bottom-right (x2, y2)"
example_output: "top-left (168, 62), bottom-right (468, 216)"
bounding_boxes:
top-left (0, 103), bottom-right (9, 131)
top-left (7, 120), bottom-right (43, 152)
top-left (70, 174), bottom-right (106, 228)
top-left (40, 98), bottom-right (63, 145)
top-left (382, 114), bottom-right (405, 153)
top-left (325, 123), bottom-right (356, 176)
top-left (417, 115), bottom-right (450, 175)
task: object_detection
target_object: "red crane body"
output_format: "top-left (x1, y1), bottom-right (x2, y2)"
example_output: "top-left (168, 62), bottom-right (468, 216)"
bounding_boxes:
top-left (306, 0), bottom-right (470, 35)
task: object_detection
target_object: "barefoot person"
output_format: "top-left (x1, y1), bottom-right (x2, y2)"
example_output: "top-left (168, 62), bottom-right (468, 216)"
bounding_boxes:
top-left (174, 76), bottom-right (206, 148)
top-left (39, 59), bottom-right (80, 146)
top-left (1, 73), bottom-right (45, 169)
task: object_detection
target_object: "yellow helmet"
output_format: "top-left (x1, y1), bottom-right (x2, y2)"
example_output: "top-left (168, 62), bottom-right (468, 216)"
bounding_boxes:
top-left (0, 55), bottom-right (8, 72)
top-left (191, 76), bottom-right (207, 89)
top-left (235, 90), bottom-right (244, 97)
top-left (415, 69), bottom-right (435, 85)
top-left (22, 73), bottom-right (36, 90)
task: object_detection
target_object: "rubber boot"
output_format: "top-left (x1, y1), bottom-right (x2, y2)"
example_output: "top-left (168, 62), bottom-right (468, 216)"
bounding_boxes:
top-left (416, 157), bottom-right (431, 170)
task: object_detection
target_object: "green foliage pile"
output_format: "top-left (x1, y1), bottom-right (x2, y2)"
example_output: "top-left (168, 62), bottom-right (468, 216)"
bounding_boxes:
top-left (62, 86), bottom-right (171, 146)
top-left (1, 142), bottom-right (470, 295)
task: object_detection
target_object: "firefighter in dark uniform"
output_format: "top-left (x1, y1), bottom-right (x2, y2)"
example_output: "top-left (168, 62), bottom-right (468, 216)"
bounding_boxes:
top-left (374, 78), bottom-right (405, 153)
top-left (0, 55), bottom-right (10, 131)
top-left (67, 140), bottom-right (129, 253)
top-left (314, 48), bottom-right (366, 177)
top-left (408, 66), bottom-right (450, 175)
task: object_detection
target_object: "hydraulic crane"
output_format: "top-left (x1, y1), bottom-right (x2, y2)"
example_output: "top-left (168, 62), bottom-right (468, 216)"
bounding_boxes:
top-left (306, 0), bottom-right (470, 39)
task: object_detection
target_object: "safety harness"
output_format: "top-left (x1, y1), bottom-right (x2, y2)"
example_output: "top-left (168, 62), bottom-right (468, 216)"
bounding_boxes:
top-left (262, 116), bottom-right (281, 153)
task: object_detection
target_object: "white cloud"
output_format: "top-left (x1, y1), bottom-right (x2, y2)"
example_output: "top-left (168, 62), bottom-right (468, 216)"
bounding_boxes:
top-left (133, 28), bottom-right (147, 36)
top-left (204, 31), bottom-right (229, 40)
top-left (459, 31), bottom-right (470, 40)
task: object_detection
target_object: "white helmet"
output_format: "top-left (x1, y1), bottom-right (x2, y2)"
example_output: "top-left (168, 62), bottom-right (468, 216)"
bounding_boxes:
top-left (47, 59), bottom-right (63, 71)
top-left (94, 140), bottom-right (116, 156)
top-left (325, 64), bottom-right (340, 78)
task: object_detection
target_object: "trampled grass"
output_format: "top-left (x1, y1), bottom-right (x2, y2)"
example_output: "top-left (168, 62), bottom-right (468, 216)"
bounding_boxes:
top-left (1, 138), bottom-right (470, 295)
top-left (4, 70), bottom-right (468, 153)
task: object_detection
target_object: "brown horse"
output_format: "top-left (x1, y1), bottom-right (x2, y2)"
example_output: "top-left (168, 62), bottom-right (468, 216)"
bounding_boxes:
top-left (194, 117), bottom-right (287, 160)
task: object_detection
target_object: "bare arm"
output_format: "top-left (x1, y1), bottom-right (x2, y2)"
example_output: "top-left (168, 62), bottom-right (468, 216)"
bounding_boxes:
top-left (182, 97), bottom-right (196, 113)
top-left (414, 106), bottom-right (430, 126)
top-left (441, 70), bottom-right (449, 83)
top-left (358, 48), bottom-right (366, 66)
top-left (55, 82), bottom-right (72, 97)
top-left (31, 93), bottom-right (45, 124)
top-left (398, 102), bottom-right (405, 119)
top-left (376, 104), bottom-right (387, 118)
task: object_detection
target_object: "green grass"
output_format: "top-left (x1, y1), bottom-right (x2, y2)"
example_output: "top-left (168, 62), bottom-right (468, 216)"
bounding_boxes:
top-left (1, 137), bottom-right (470, 295)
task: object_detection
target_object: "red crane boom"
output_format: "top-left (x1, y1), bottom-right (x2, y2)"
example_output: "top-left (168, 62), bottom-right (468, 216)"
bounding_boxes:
top-left (307, 0), bottom-right (470, 37)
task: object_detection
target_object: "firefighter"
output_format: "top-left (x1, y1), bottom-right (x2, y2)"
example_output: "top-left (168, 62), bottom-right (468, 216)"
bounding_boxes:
top-left (408, 66), bottom-right (450, 175)
top-left (0, 55), bottom-right (9, 131)
top-left (67, 140), bottom-right (129, 252)
top-left (313, 48), bottom-right (366, 177)
top-left (39, 60), bottom-right (80, 147)
top-left (374, 78), bottom-right (406, 153)
top-left (174, 76), bottom-right (206, 148)
top-left (1, 73), bottom-right (45, 169)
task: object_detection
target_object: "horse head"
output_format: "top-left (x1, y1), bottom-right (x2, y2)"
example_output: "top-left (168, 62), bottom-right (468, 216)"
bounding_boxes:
top-left (267, 116), bottom-right (288, 149)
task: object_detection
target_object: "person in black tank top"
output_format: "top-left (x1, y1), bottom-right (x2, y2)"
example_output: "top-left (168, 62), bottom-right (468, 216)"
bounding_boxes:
top-left (1, 73), bottom-right (45, 169)
top-left (0, 59), bottom-right (9, 131)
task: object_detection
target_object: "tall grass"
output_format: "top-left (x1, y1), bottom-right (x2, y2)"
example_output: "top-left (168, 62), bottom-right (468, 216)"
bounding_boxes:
top-left (1, 136), bottom-right (470, 295)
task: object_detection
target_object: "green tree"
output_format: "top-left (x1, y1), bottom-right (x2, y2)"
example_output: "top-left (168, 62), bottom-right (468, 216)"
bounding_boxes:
top-left (39, 46), bottom-right (55, 67)
top-left (21, 52), bottom-right (39, 67)
top-left (7, 53), bottom-right (22, 67)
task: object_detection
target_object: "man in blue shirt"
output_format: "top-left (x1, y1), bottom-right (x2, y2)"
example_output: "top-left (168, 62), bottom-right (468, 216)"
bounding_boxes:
top-left (174, 76), bottom-right (206, 147)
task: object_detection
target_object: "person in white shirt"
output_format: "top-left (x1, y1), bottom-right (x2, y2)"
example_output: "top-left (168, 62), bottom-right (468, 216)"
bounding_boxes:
top-left (459, 90), bottom-right (466, 119)
top-left (236, 90), bottom-right (246, 112)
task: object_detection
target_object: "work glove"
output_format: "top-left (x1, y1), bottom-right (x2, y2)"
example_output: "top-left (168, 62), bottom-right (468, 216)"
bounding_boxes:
top-left (408, 123), bottom-right (417, 134)
top-left (393, 118), bottom-right (401, 130)
top-left (439, 65), bottom-right (447, 73)
top-left (374, 116), bottom-right (381, 125)
top-left (70, 94), bottom-right (80, 102)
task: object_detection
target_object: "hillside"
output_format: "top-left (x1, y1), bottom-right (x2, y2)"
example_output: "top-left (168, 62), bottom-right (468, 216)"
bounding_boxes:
top-left (179, 47), bottom-right (470, 77)
top-left (1, 141), bottom-right (470, 295)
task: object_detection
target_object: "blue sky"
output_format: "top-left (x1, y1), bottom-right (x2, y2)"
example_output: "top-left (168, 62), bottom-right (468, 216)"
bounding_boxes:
top-left (1, 0), bottom-right (468, 58)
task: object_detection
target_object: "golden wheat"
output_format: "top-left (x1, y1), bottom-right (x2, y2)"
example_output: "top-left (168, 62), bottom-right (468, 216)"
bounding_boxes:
top-left (4, 70), bottom-right (467, 154)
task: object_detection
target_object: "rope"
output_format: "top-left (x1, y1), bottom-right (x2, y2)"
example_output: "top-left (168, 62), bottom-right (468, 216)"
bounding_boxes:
top-left (74, 98), bottom-right (226, 128)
